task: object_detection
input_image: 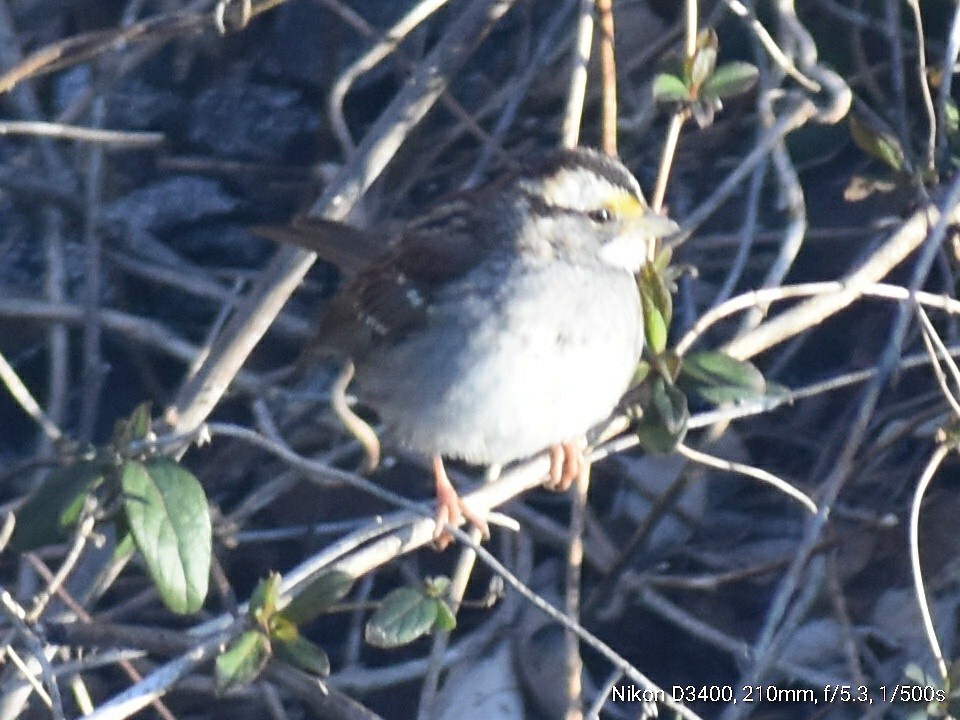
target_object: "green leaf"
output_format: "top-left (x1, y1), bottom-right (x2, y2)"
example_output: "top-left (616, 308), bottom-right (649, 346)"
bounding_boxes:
top-left (631, 359), bottom-right (652, 386)
top-left (633, 376), bottom-right (689, 454)
top-left (279, 569), bottom-right (355, 626)
top-left (945, 98), bottom-right (959, 134)
top-left (696, 384), bottom-right (774, 405)
top-left (113, 401), bottom-right (153, 448)
top-left (215, 630), bottom-right (271, 694)
top-left (689, 48), bottom-right (716, 91)
top-left (691, 97), bottom-right (721, 129)
top-left (423, 576), bottom-right (451, 598)
top-left (365, 587), bottom-right (439, 648)
top-left (652, 245), bottom-right (673, 274)
top-left (250, 572), bottom-right (282, 627)
top-left (652, 72), bottom-right (689, 104)
top-left (642, 300), bottom-right (668, 355)
top-left (639, 263), bottom-right (673, 354)
top-left (432, 599), bottom-right (457, 632)
top-left (679, 351), bottom-right (771, 405)
top-left (113, 532), bottom-right (137, 560)
top-left (269, 614), bottom-right (299, 642)
top-left (682, 350), bottom-right (765, 389)
top-left (849, 114), bottom-right (905, 172)
top-left (688, 28), bottom-right (719, 90)
top-left (121, 458), bottom-right (211, 614)
top-left (645, 264), bottom-right (673, 329)
top-left (702, 61), bottom-right (759, 99)
top-left (696, 27), bottom-right (719, 52)
top-left (274, 635), bottom-right (331, 677)
top-left (11, 461), bottom-right (103, 551)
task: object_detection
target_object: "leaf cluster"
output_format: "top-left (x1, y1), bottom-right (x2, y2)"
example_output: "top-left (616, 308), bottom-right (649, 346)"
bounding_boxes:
top-left (12, 403), bottom-right (211, 615)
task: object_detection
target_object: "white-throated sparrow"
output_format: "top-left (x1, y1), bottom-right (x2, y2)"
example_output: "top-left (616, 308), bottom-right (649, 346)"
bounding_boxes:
top-left (263, 147), bottom-right (677, 543)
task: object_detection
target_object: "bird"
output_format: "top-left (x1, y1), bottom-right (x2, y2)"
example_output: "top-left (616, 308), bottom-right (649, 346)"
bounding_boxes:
top-left (260, 147), bottom-right (678, 545)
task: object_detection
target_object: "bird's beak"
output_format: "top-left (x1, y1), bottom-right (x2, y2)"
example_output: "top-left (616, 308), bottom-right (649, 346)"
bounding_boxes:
top-left (636, 210), bottom-right (679, 239)
top-left (612, 193), bottom-right (679, 239)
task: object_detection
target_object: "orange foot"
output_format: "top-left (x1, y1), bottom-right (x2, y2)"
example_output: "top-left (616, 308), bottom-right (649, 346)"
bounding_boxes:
top-left (544, 440), bottom-right (585, 492)
top-left (432, 455), bottom-right (490, 549)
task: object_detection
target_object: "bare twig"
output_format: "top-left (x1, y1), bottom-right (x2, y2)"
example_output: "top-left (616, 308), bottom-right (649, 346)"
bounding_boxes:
top-left (564, 464), bottom-right (590, 720)
top-left (651, 0), bottom-right (696, 212)
top-left (722, 203), bottom-right (944, 360)
top-left (668, 95), bottom-right (819, 245)
top-left (325, 0), bottom-right (452, 155)
top-left (0, 585), bottom-right (64, 720)
top-left (737, 74), bottom-right (807, 334)
top-left (908, 441), bottom-right (952, 682)
top-left (417, 524), bottom-right (484, 720)
top-left (720, 0), bottom-right (820, 91)
top-left (904, 0), bottom-right (936, 175)
top-left (78, 97), bottom-right (107, 443)
top-left (0, 344), bottom-right (63, 442)
top-left (0, 121), bottom-right (163, 146)
top-left (26, 511), bottom-right (97, 623)
top-left (677, 281), bottom-right (960, 358)
top-left (935, 3), bottom-right (960, 166)
top-left (676, 442), bottom-right (816, 514)
top-left (561, 0), bottom-right (595, 149)
top-left (596, 0), bottom-right (617, 156)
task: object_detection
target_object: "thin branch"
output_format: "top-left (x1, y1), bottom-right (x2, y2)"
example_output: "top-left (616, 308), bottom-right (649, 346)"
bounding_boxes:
top-left (668, 95), bottom-right (819, 246)
top-left (916, 304), bottom-right (960, 419)
top-left (935, 2), bottom-right (960, 165)
top-left (0, 344), bottom-right (63, 442)
top-left (325, 0), bottom-right (451, 153)
top-left (904, 0), bottom-right (936, 175)
top-left (417, 524), bottom-right (484, 720)
top-left (0, 121), bottom-right (163, 146)
top-left (26, 511), bottom-right (97, 623)
top-left (908, 442), bottom-right (951, 682)
top-left (564, 463), bottom-right (590, 719)
top-left (676, 442), bottom-right (817, 514)
top-left (596, 0), bottom-right (617, 156)
top-left (677, 281), bottom-right (960, 358)
top-left (722, 201), bottom-right (947, 360)
top-left (452, 528), bottom-right (701, 720)
top-left (78, 96), bottom-right (106, 443)
top-left (720, 0), bottom-right (820, 91)
top-left (0, 585), bottom-right (64, 720)
top-left (561, 0), bottom-right (595, 149)
top-left (651, 113), bottom-right (683, 214)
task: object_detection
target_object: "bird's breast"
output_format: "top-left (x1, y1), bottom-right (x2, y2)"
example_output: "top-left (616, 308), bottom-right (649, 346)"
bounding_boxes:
top-left (354, 261), bottom-right (644, 465)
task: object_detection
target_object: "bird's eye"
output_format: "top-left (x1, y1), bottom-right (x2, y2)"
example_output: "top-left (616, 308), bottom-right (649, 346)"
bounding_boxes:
top-left (588, 208), bottom-right (613, 223)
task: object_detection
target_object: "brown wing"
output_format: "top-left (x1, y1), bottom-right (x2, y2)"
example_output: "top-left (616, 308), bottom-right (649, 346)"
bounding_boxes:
top-left (317, 196), bottom-right (500, 358)
top-left (251, 216), bottom-right (387, 276)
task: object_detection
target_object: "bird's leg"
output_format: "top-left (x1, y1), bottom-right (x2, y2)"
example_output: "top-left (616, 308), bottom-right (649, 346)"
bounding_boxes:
top-left (544, 440), bottom-right (585, 492)
top-left (432, 455), bottom-right (490, 548)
